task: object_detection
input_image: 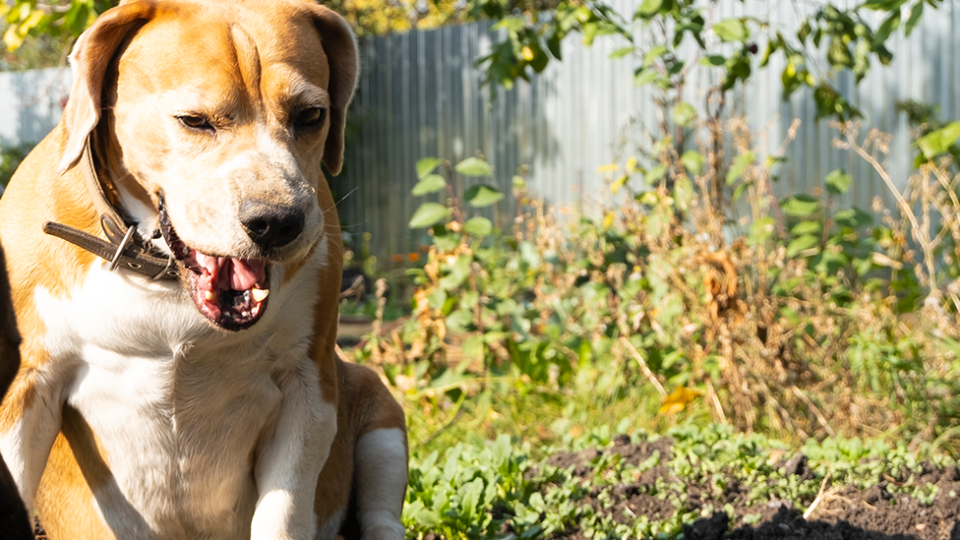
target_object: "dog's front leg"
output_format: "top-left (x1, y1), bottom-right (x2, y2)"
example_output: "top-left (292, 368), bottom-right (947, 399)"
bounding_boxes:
top-left (251, 362), bottom-right (337, 540)
top-left (0, 367), bottom-right (64, 512)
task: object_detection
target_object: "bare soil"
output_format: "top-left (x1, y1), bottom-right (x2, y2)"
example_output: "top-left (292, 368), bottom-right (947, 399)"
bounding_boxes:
top-left (546, 435), bottom-right (960, 540)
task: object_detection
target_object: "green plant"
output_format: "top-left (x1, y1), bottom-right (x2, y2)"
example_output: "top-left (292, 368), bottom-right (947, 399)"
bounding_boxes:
top-left (0, 142), bottom-right (33, 188)
top-left (357, 116), bottom-right (960, 449)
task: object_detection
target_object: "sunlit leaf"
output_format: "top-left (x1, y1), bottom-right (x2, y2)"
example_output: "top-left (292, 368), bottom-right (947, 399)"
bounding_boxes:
top-left (781, 194), bottom-right (821, 217)
top-left (464, 184), bottom-right (504, 207)
top-left (824, 168), bottom-right (852, 195)
top-left (713, 18), bottom-right (748, 43)
top-left (455, 157), bottom-right (493, 177)
top-left (416, 157), bottom-right (443, 179)
top-left (681, 150), bottom-right (704, 175)
top-left (673, 102), bottom-right (696, 127)
top-left (409, 202), bottom-right (451, 228)
top-left (412, 174), bottom-right (447, 196)
top-left (786, 234), bottom-right (820, 257)
top-left (464, 216), bottom-right (493, 236)
top-left (917, 121), bottom-right (960, 159)
top-left (609, 46), bottom-right (634, 59)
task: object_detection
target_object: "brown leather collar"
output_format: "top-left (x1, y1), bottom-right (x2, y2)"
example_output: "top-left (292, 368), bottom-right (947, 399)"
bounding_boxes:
top-left (42, 139), bottom-right (179, 280)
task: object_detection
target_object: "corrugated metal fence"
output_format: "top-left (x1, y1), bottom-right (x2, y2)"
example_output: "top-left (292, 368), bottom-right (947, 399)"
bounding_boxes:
top-left (2, 0), bottom-right (959, 262)
top-left (334, 0), bottom-right (960, 261)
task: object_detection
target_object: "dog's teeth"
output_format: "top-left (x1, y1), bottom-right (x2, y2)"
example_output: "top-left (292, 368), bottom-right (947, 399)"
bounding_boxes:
top-left (251, 288), bottom-right (269, 302)
top-left (204, 291), bottom-right (215, 301)
top-left (182, 247), bottom-right (190, 256)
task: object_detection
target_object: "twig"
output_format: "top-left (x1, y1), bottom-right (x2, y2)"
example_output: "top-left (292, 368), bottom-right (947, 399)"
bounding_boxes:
top-left (706, 379), bottom-right (727, 425)
top-left (791, 385), bottom-right (836, 438)
top-left (619, 337), bottom-right (666, 398)
top-left (335, 344), bottom-right (351, 363)
top-left (803, 473), bottom-right (832, 519)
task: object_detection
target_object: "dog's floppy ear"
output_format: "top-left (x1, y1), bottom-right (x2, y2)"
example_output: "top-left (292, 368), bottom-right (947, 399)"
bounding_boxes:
top-left (58, 1), bottom-right (161, 175)
top-left (306, 5), bottom-right (358, 176)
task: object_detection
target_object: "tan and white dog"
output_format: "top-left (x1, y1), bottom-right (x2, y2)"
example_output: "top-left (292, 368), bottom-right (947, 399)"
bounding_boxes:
top-left (0, 1), bottom-right (407, 539)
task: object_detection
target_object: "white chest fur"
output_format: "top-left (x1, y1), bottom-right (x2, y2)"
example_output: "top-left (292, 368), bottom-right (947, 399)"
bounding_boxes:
top-left (31, 244), bottom-right (329, 539)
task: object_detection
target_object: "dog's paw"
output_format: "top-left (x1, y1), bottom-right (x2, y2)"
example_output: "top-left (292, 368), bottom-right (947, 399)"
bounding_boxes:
top-left (361, 523), bottom-right (405, 540)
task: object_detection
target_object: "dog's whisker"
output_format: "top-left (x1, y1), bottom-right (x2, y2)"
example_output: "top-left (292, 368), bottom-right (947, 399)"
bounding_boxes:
top-left (335, 186), bottom-right (359, 207)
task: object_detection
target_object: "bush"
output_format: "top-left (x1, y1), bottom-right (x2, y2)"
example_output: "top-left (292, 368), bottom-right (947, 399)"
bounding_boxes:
top-left (357, 117), bottom-right (960, 449)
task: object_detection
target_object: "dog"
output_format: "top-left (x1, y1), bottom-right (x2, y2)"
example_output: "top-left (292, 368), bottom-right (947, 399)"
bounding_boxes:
top-left (0, 1), bottom-right (407, 539)
top-left (0, 243), bottom-right (33, 540)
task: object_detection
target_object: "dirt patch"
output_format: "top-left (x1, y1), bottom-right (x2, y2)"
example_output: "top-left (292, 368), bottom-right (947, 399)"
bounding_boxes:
top-left (541, 435), bottom-right (960, 540)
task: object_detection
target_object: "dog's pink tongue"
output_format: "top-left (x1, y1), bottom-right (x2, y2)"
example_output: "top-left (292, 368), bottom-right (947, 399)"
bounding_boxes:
top-left (227, 259), bottom-right (265, 291)
top-left (194, 253), bottom-right (265, 292)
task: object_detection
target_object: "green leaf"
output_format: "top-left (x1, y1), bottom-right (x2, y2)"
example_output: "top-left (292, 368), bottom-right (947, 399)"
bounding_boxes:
top-left (512, 175), bottom-right (527, 191)
top-left (446, 309), bottom-right (474, 333)
top-left (464, 184), bottom-right (504, 207)
top-left (637, 0), bottom-right (664, 18)
top-left (494, 16), bottom-right (526, 32)
top-left (432, 228), bottom-right (460, 250)
top-left (455, 157), bottom-right (493, 177)
top-left (829, 39), bottom-right (853, 69)
top-left (781, 194), bottom-right (821, 217)
top-left (459, 477), bottom-right (484, 517)
top-left (611, 175), bottom-right (629, 194)
top-left (748, 216), bottom-right (776, 246)
top-left (791, 220), bottom-right (821, 235)
top-left (861, 0), bottom-right (907, 9)
top-left (609, 46), bottom-right (634, 59)
top-left (673, 102), bottom-right (696, 127)
top-left (786, 234), bottom-right (820, 257)
top-left (412, 174), bottom-right (447, 196)
top-left (726, 151), bottom-right (754, 185)
top-left (645, 164), bottom-right (666, 184)
top-left (824, 168), bottom-right (852, 195)
top-left (833, 207), bottom-right (873, 228)
top-left (464, 216), bottom-right (493, 236)
top-left (699, 55), bottom-right (726, 66)
top-left (462, 334), bottom-right (485, 361)
top-left (681, 150), bottom-right (704, 175)
top-left (874, 11), bottom-right (901, 45)
top-left (904, 1), bottom-right (923, 37)
top-left (713, 18), bottom-right (748, 43)
top-left (917, 121), bottom-right (960, 159)
top-left (409, 202), bottom-right (451, 228)
top-left (674, 177), bottom-right (694, 212)
top-left (633, 68), bottom-right (658, 86)
top-left (643, 45), bottom-right (668, 67)
top-left (546, 31), bottom-right (562, 60)
top-left (416, 157), bottom-right (443, 179)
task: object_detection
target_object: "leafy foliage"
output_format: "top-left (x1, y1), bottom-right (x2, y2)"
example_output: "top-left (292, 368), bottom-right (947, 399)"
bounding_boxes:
top-left (474, 0), bottom-right (939, 121)
top-left (360, 123), bottom-right (960, 446)
top-left (403, 423), bottom-right (958, 539)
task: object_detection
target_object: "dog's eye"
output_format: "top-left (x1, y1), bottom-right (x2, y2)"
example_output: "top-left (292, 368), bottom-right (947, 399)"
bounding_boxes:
top-left (294, 107), bottom-right (326, 130)
top-left (177, 115), bottom-right (215, 133)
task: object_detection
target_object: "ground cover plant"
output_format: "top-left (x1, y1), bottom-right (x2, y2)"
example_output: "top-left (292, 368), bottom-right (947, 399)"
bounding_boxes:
top-left (403, 424), bottom-right (960, 540)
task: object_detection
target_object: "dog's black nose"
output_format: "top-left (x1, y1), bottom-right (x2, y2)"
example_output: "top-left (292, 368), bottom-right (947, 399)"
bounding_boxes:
top-left (240, 200), bottom-right (305, 250)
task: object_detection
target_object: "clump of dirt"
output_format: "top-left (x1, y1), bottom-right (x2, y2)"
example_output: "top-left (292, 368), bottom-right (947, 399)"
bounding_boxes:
top-left (544, 435), bottom-right (960, 540)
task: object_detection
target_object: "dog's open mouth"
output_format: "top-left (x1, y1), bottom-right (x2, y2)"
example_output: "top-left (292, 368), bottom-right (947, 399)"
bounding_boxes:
top-left (158, 201), bottom-right (269, 331)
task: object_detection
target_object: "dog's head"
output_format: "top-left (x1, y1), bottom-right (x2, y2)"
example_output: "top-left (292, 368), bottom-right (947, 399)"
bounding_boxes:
top-left (59, 0), bottom-right (357, 331)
